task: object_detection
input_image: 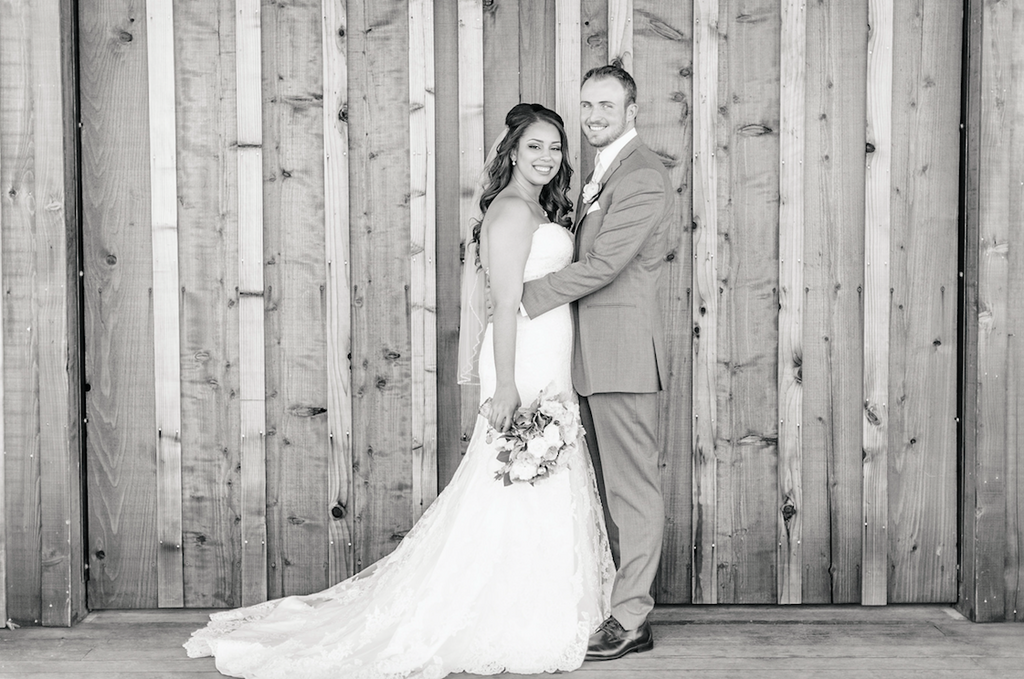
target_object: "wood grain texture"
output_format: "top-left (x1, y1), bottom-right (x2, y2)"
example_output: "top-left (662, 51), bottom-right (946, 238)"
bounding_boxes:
top-left (80, 0), bottom-right (159, 610)
top-left (861, 0), bottom-right (893, 607)
top-left (802, 0), bottom-right (866, 604)
top-left (145, 0), bottom-right (184, 609)
top-left (321, 0), bottom-right (354, 584)
top-left (715, 0), bottom-right (780, 604)
top-left (776, 0), bottom-right (805, 605)
top-left (482, 0), bottom-right (521, 148)
top-left (886, 0), bottom-right (959, 604)
top-left (0, 20), bottom-right (5, 626)
top-left (32, 0), bottom-right (78, 626)
top-left (957, 0), bottom-right (983, 623)
top-left (434, 0), bottom-right (463, 491)
top-left (555, 0), bottom-right (582, 202)
top-left (175, 0), bottom-right (241, 608)
top-left (0, 0), bottom-right (38, 625)
top-left (261, 0), bottom-right (329, 597)
top-left (61, 0), bottom-right (87, 626)
top-left (456, 0), bottom-right (484, 470)
top-left (632, 0), bottom-right (693, 605)
top-left (580, 0), bottom-right (609, 181)
top-left (348, 0), bottom-right (413, 569)
top-left (1006, 2), bottom-right (1024, 622)
top-left (607, 0), bottom-right (633, 71)
top-left (519, 0), bottom-right (555, 106)
top-left (690, 0), bottom-right (719, 605)
top-left (409, 0), bottom-right (438, 519)
top-left (967, 0), bottom-right (1011, 621)
top-left (235, 0), bottom-right (267, 607)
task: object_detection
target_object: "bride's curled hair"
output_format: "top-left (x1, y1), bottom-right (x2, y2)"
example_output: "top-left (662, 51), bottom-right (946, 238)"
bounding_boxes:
top-left (471, 103), bottom-right (574, 250)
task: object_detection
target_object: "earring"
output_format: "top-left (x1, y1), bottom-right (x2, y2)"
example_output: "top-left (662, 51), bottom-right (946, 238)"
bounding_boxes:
top-left (512, 158), bottom-right (516, 166)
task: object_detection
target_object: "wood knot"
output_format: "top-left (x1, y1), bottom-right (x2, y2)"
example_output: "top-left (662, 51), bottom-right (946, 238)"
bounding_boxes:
top-left (738, 123), bottom-right (772, 137)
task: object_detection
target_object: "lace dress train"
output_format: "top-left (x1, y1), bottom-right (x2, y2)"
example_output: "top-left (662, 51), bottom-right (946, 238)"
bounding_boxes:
top-left (185, 224), bottom-right (614, 678)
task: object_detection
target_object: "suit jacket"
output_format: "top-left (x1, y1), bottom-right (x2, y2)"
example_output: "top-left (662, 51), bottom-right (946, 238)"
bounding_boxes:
top-left (521, 134), bottom-right (673, 396)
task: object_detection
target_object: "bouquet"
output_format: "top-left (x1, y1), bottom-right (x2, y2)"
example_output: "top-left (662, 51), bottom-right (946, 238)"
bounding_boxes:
top-left (479, 384), bottom-right (583, 486)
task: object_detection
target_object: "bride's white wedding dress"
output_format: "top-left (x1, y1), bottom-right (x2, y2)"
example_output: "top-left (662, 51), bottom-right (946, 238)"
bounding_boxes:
top-left (185, 223), bottom-right (614, 678)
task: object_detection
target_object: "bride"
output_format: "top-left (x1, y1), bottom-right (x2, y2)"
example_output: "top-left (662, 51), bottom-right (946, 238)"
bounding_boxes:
top-left (184, 103), bottom-right (614, 678)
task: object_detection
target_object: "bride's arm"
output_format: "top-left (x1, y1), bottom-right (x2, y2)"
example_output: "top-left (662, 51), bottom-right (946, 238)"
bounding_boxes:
top-left (483, 199), bottom-right (535, 432)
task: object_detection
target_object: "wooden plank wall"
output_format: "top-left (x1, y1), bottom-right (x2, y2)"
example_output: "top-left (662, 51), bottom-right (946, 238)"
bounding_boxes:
top-left (960, 0), bottom-right (1024, 623)
top-left (4, 0), bottom-right (1021, 623)
top-left (0, 0), bottom-right (85, 625)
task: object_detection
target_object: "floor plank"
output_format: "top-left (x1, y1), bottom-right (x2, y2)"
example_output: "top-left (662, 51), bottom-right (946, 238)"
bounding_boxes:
top-left (0, 606), bottom-right (1021, 678)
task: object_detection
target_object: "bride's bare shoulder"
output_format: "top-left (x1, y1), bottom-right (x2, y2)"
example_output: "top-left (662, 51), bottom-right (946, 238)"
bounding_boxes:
top-left (484, 193), bottom-right (542, 235)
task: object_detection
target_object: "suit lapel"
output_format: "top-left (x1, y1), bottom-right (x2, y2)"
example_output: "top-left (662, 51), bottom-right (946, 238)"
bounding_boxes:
top-left (572, 136), bottom-right (644, 235)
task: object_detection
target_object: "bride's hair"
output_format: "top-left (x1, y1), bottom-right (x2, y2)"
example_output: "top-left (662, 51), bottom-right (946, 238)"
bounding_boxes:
top-left (471, 103), bottom-right (574, 251)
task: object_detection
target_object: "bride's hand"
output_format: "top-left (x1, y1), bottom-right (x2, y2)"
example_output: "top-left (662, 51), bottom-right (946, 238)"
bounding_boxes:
top-left (488, 383), bottom-right (521, 432)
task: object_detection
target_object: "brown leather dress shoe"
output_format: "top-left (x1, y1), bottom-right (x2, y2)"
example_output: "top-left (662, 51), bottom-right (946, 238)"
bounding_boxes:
top-left (585, 616), bottom-right (654, 661)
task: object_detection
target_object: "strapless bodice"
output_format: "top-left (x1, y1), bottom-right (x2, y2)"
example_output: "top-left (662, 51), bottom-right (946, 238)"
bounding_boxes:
top-left (522, 223), bottom-right (573, 282)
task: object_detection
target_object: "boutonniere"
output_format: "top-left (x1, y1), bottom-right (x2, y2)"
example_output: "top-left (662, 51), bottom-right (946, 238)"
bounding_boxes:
top-left (581, 180), bottom-right (602, 205)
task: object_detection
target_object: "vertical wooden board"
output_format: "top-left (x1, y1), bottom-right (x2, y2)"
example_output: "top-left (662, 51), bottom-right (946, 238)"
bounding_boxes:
top-left (714, 0), bottom-right (780, 604)
top-left (236, 0), bottom-right (268, 608)
top-left (519, 0), bottom-right (555, 106)
top-left (349, 0), bottom-right (413, 570)
top-left (80, 0), bottom-right (159, 609)
top-left (861, 0), bottom-right (893, 607)
top-left (434, 0), bottom-right (463, 491)
top-left (79, 0), bottom-right (154, 610)
top-left (690, 0), bottom-right (719, 605)
top-left (969, 0), bottom-right (1011, 621)
top-left (1006, 4), bottom-right (1024, 622)
top-left (0, 18), bottom-right (5, 627)
top-left (482, 0), bottom-right (521, 149)
top-left (580, 0), bottom-right (609, 181)
top-left (322, 0), bottom-right (354, 584)
top-left (956, 0), bottom-right (983, 623)
top-left (607, 0), bottom-right (633, 72)
top-left (0, 0), bottom-right (41, 624)
top-left (802, 0), bottom-right (866, 604)
top-left (555, 1), bottom-right (581, 202)
top-left (33, 0), bottom-right (76, 625)
top-left (60, 0), bottom-right (87, 626)
top-left (456, 0), bottom-right (484, 478)
top-left (632, 0), bottom-right (692, 604)
top-left (145, 0), bottom-right (184, 609)
top-left (957, 0), bottom-right (984, 622)
top-left (777, 0), bottom-right (805, 605)
top-left (409, 0), bottom-right (438, 518)
top-left (260, 0), bottom-right (329, 597)
top-left (886, 0), bottom-right (960, 604)
top-left (175, 0), bottom-right (242, 608)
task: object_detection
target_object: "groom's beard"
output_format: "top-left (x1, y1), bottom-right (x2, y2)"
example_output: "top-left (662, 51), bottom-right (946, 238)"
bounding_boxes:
top-left (582, 116), bottom-right (628, 149)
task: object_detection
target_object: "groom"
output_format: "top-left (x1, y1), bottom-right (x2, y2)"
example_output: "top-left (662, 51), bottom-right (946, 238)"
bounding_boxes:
top-left (520, 65), bottom-right (672, 660)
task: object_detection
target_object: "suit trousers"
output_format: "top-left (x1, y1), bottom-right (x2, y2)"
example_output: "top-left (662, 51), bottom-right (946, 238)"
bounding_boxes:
top-left (580, 391), bottom-right (663, 631)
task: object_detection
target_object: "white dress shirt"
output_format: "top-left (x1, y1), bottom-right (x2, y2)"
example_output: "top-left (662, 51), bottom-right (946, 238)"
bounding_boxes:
top-left (591, 126), bottom-right (637, 184)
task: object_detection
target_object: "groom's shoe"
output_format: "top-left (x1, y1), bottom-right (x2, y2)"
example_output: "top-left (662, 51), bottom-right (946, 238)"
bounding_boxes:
top-left (585, 616), bottom-right (654, 661)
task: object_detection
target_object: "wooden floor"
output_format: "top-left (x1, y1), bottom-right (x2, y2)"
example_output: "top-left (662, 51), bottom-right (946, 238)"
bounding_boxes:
top-left (1, 605), bottom-right (1022, 678)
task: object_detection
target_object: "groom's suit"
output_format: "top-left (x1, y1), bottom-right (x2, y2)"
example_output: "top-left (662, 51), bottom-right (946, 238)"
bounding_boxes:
top-left (521, 133), bottom-right (672, 630)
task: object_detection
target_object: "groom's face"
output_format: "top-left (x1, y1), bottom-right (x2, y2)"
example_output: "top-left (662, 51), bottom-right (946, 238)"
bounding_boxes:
top-left (579, 77), bottom-right (637, 149)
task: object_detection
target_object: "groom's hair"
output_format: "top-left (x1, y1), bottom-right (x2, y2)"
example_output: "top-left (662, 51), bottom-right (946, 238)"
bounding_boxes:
top-left (582, 64), bottom-right (637, 106)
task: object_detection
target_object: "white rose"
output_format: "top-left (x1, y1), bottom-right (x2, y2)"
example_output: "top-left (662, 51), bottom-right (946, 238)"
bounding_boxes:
top-left (510, 458), bottom-right (539, 481)
top-left (581, 180), bottom-right (602, 204)
top-left (526, 436), bottom-right (550, 460)
top-left (539, 399), bottom-right (566, 419)
top-left (542, 422), bottom-right (562, 446)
